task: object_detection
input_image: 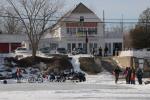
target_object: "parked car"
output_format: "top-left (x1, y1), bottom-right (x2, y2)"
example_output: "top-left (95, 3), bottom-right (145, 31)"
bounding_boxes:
top-left (72, 48), bottom-right (86, 55)
top-left (39, 47), bottom-right (51, 54)
top-left (39, 47), bottom-right (56, 54)
top-left (56, 48), bottom-right (67, 54)
top-left (15, 47), bottom-right (29, 54)
top-left (39, 47), bottom-right (67, 54)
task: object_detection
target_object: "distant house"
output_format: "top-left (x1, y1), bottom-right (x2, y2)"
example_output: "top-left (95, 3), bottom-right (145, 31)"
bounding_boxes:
top-left (0, 34), bottom-right (27, 53)
top-left (26, 3), bottom-right (105, 54)
top-left (18, 3), bottom-right (124, 55)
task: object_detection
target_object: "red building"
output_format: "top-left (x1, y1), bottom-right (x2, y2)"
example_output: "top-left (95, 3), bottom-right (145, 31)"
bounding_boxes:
top-left (0, 34), bottom-right (27, 53)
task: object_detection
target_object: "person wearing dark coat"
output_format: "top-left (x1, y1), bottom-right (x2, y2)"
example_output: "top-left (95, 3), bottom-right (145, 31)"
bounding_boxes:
top-left (127, 67), bottom-right (132, 84)
top-left (104, 46), bottom-right (108, 56)
top-left (123, 67), bottom-right (129, 84)
top-left (113, 48), bottom-right (116, 56)
top-left (113, 66), bottom-right (122, 84)
top-left (99, 47), bottom-right (102, 56)
top-left (136, 68), bottom-right (143, 85)
top-left (92, 48), bottom-right (95, 56)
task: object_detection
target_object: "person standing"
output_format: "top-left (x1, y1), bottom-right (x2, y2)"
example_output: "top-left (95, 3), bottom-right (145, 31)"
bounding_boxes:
top-left (127, 67), bottom-right (132, 84)
top-left (130, 68), bottom-right (136, 84)
top-left (136, 68), bottom-right (143, 85)
top-left (104, 46), bottom-right (108, 56)
top-left (92, 48), bottom-right (95, 56)
top-left (16, 67), bottom-right (22, 83)
top-left (123, 67), bottom-right (129, 84)
top-left (113, 48), bottom-right (116, 56)
top-left (116, 48), bottom-right (119, 56)
top-left (113, 66), bottom-right (122, 84)
top-left (99, 47), bottom-right (102, 56)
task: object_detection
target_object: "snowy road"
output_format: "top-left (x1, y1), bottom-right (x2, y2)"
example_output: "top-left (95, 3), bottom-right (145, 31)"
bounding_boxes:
top-left (0, 72), bottom-right (150, 100)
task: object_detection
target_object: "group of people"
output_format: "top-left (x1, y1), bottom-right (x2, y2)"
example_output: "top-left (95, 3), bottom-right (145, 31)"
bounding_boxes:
top-left (92, 46), bottom-right (119, 57)
top-left (113, 66), bottom-right (143, 85)
top-left (92, 46), bottom-right (109, 56)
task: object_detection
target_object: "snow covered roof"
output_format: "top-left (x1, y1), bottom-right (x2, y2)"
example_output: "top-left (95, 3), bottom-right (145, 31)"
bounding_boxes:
top-left (0, 34), bottom-right (28, 43)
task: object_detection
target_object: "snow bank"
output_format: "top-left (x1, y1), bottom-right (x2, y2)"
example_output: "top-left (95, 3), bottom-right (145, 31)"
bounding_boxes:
top-left (70, 54), bottom-right (92, 73)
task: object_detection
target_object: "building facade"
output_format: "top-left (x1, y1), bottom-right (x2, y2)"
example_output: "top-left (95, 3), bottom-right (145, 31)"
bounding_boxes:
top-left (0, 34), bottom-right (27, 53)
top-left (39, 3), bottom-right (105, 54)
top-left (24, 3), bottom-right (124, 55)
top-left (104, 31), bottom-right (123, 55)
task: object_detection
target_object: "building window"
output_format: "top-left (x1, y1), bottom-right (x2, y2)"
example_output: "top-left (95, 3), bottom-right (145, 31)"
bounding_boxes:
top-left (78, 43), bottom-right (82, 48)
top-left (72, 43), bottom-right (76, 50)
top-left (50, 43), bottom-right (58, 50)
top-left (105, 43), bottom-right (111, 54)
top-left (88, 27), bottom-right (97, 35)
top-left (113, 43), bottom-right (122, 51)
top-left (83, 43), bottom-right (86, 51)
top-left (94, 43), bottom-right (97, 48)
top-left (89, 43), bottom-right (93, 53)
top-left (77, 27), bottom-right (84, 36)
top-left (89, 43), bottom-right (97, 53)
top-left (80, 16), bottom-right (84, 22)
top-left (67, 43), bottom-right (71, 53)
top-left (67, 27), bottom-right (76, 35)
top-left (67, 27), bottom-right (97, 36)
top-left (77, 27), bottom-right (88, 36)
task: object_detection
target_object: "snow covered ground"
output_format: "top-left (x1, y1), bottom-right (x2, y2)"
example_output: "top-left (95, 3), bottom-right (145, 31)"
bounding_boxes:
top-left (0, 71), bottom-right (150, 100)
top-left (0, 54), bottom-right (150, 100)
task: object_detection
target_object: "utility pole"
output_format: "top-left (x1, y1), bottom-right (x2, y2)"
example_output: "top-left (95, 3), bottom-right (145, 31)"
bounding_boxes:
top-left (121, 14), bottom-right (124, 33)
top-left (121, 14), bottom-right (124, 50)
top-left (80, 16), bottom-right (88, 54)
top-left (103, 10), bottom-right (105, 54)
top-left (146, 16), bottom-right (148, 35)
top-left (103, 10), bottom-right (105, 38)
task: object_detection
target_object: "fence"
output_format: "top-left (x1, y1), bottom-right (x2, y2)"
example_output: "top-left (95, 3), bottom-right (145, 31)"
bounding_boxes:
top-left (119, 50), bottom-right (150, 58)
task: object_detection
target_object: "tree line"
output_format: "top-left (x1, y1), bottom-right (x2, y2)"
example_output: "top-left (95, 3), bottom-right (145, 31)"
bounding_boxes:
top-left (128, 8), bottom-right (150, 49)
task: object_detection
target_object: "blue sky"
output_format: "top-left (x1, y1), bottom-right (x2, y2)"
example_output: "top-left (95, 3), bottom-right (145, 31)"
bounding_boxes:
top-left (64, 0), bottom-right (150, 19)
top-left (1, 0), bottom-right (150, 20)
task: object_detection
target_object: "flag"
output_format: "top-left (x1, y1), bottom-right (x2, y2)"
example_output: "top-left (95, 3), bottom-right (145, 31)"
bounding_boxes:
top-left (76, 30), bottom-right (83, 36)
top-left (85, 33), bottom-right (88, 43)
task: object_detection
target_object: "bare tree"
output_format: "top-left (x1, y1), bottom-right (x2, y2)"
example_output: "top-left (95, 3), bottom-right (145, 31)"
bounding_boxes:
top-left (2, 7), bottom-right (23, 34)
top-left (6, 0), bottom-right (64, 59)
top-left (0, 6), bottom-right (4, 34)
top-left (138, 8), bottom-right (150, 26)
top-left (129, 8), bottom-right (150, 49)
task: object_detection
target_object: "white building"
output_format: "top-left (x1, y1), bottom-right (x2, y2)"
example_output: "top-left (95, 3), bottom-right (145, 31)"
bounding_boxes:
top-left (40, 3), bottom-right (104, 53)
top-left (105, 31), bottom-right (123, 55)
top-left (25, 3), bottom-right (123, 55)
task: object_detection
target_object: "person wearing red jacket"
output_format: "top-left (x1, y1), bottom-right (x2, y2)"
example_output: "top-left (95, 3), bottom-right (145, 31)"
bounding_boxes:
top-left (16, 67), bottom-right (21, 81)
top-left (130, 68), bottom-right (136, 84)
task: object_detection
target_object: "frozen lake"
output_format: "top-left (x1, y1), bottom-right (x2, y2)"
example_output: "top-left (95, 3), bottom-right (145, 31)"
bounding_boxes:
top-left (0, 72), bottom-right (150, 100)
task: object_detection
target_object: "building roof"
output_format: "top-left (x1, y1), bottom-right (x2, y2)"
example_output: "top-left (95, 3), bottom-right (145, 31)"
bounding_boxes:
top-left (60, 2), bottom-right (98, 21)
top-left (71, 3), bottom-right (94, 14)
top-left (50, 3), bottom-right (101, 32)
top-left (0, 34), bottom-right (27, 43)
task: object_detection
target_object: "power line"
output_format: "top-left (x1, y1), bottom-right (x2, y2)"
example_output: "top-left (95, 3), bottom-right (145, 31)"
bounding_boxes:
top-left (0, 14), bottom-right (149, 24)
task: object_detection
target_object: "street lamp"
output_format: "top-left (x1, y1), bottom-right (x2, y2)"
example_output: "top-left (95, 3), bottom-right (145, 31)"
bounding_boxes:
top-left (80, 16), bottom-right (88, 54)
top-left (85, 32), bottom-right (88, 54)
